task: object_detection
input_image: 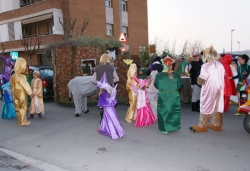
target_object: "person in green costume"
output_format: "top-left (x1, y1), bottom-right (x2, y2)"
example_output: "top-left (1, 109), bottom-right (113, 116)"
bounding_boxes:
top-left (154, 57), bottom-right (183, 134)
top-left (174, 56), bottom-right (188, 75)
top-left (23, 65), bottom-right (33, 108)
top-left (230, 54), bottom-right (250, 116)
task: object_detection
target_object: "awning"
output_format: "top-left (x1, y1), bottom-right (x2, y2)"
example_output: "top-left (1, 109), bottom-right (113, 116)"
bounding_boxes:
top-left (22, 13), bottom-right (53, 25)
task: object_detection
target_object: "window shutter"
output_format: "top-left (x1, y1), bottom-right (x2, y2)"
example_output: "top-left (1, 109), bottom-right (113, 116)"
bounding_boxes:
top-left (14, 21), bottom-right (22, 40)
top-left (8, 22), bottom-right (15, 41)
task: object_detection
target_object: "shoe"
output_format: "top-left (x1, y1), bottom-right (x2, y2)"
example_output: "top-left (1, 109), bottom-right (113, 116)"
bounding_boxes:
top-left (125, 118), bottom-right (132, 123)
top-left (83, 109), bottom-right (89, 114)
top-left (161, 131), bottom-right (168, 134)
top-left (234, 113), bottom-right (243, 116)
top-left (28, 114), bottom-right (34, 119)
top-left (38, 114), bottom-right (42, 118)
top-left (75, 114), bottom-right (80, 117)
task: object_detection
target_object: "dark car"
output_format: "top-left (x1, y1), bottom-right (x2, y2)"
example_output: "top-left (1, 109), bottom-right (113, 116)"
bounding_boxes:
top-left (29, 66), bottom-right (54, 98)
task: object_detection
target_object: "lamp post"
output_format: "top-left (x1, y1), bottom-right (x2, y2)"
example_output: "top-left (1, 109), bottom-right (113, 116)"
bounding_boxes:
top-left (231, 29), bottom-right (235, 54)
top-left (237, 41), bottom-right (240, 52)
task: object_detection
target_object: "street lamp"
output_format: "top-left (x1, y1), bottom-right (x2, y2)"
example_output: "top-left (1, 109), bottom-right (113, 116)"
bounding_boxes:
top-left (231, 29), bottom-right (235, 54)
top-left (237, 41), bottom-right (240, 52)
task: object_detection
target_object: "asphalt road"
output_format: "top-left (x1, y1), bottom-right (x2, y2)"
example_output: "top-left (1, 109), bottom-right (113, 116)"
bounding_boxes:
top-left (0, 99), bottom-right (249, 171)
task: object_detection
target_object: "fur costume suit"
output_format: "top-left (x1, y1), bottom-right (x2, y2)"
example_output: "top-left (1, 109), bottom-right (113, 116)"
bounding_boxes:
top-left (190, 47), bottom-right (225, 132)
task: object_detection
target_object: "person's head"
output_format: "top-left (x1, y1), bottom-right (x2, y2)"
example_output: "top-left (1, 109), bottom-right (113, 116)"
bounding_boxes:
top-left (238, 54), bottom-right (249, 65)
top-left (14, 57), bottom-right (27, 74)
top-left (33, 71), bottom-right (40, 79)
top-left (202, 46), bottom-right (219, 63)
top-left (154, 56), bottom-right (162, 64)
top-left (192, 53), bottom-right (200, 61)
top-left (99, 54), bottom-right (110, 64)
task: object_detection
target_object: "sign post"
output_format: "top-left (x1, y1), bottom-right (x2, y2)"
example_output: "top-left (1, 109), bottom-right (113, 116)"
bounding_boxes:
top-left (10, 52), bottom-right (18, 60)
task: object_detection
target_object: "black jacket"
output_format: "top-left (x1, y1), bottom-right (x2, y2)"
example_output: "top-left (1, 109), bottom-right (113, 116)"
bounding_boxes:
top-left (190, 60), bottom-right (203, 85)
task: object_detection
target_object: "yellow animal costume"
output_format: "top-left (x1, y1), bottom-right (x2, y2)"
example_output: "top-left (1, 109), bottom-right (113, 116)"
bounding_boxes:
top-left (10, 58), bottom-right (32, 126)
top-left (125, 63), bottom-right (138, 123)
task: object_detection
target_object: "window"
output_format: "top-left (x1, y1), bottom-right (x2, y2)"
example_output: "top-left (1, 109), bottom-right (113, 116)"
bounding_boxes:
top-left (122, 26), bottom-right (128, 37)
top-left (40, 69), bottom-right (53, 78)
top-left (106, 24), bottom-right (113, 36)
top-left (121, 0), bottom-right (127, 11)
top-left (23, 26), bottom-right (31, 36)
top-left (48, 21), bottom-right (54, 34)
top-left (105, 0), bottom-right (112, 7)
top-left (81, 59), bottom-right (96, 75)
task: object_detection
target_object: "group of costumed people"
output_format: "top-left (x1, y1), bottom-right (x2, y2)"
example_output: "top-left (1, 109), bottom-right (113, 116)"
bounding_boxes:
top-left (1, 57), bottom-right (44, 126)
top-left (3, 47), bottom-right (249, 140)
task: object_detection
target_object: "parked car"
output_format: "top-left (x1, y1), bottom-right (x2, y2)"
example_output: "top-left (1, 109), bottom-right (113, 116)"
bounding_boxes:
top-left (29, 66), bottom-right (54, 98)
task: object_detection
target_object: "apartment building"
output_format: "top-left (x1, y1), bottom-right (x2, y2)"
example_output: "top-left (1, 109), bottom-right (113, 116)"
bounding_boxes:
top-left (0, 0), bottom-right (148, 66)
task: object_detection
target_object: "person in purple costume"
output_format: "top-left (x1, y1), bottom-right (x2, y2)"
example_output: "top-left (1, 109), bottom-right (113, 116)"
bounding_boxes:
top-left (97, 72), bottom-right (125, 139)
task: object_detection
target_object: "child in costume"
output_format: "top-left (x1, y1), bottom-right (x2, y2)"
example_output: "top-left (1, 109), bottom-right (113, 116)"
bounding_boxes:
top-left (154, 57), bottom-right (183, 134)
top-left (1, 82), bottom-right (16, 119)
top-left (131, 77), bottom-right (157, 127)
top-left (220, 54), bottom-right (237, 112)
top-left (125, 63), bottom-right (138, 123)
top-left (147, 70), bottom-right (159, 117)
top-left (97, 73), bottom-right (125, 139)
top-left (23, 65), bottom-right (33, 108)
top-left (29, 71), bottom-right (44, 118)
top-left (190, 46), bottom-right (225, 132)
top-left (10, 58), bottom-right (33, 126)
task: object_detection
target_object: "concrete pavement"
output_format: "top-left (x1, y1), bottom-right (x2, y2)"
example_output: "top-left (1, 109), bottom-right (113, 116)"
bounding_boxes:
top-left (0, 99), bottom-right (249, 171)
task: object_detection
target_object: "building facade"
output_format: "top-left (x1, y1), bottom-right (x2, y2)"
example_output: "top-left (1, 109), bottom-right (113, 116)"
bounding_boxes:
top-left (0, 0), bottom-right (148, 66)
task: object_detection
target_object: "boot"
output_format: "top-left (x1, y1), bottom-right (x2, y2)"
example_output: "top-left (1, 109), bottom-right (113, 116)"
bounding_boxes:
top-left (189, 125), bottom-right (208, 132)
top-left (28, 114), bottom-right (34, 119)
top-left (100, 109), bottom-right (103, 124)
top-left (191, 102), bottom-right (196, 112)
top-left (196, 100), bottom-right (200, 112)
top-left (38, 114), bottom-right (42, 118)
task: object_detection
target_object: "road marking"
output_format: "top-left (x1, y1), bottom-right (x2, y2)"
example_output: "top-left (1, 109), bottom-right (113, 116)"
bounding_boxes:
top-left (0, 148), bottom-right (71, 171)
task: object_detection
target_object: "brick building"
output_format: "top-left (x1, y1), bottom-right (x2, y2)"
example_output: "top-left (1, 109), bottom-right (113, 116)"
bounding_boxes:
top-left (0, 0), bottom-right (148, 67)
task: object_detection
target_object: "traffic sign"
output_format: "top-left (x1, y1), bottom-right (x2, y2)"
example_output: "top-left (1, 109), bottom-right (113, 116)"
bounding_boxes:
top-left (118, 32), bottom-right (127, 42)
top-left (10, 52), bottom-right (18, 60)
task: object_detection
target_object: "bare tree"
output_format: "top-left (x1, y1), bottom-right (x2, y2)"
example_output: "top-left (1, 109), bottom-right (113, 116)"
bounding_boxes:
top-left (20, 35), bottom-right (41, 65)
top-left (181, 39), bottom-right (188, 56)
top-left (1, 43), bottom-right (5, 57)
top-left (188, 40), bottom-right (204, 56)
top-left (59, 16), bottom-right (89, 39)
top-left (78, 19), bottom-right (89, 37)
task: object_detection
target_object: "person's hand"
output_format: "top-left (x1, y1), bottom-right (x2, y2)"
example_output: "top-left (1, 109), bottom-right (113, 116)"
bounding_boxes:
top-left (30, 94), bottom-right (34, 98)
top-left (99, 89), bottom-right (104, 96)
top-left (228, 77), bottom-right (232, 80)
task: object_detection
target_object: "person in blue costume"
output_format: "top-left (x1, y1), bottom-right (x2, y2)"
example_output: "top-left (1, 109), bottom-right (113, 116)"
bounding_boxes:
top-left (1, 81), bottom-right (16, 119)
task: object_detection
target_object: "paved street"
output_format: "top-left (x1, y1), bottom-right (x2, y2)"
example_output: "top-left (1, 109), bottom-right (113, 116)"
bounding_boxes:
top-left (0, 99), bottom-right (249, 171)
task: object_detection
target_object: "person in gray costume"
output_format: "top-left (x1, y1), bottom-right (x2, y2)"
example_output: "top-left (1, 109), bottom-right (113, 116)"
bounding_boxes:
top-left (68, 76), bottom-right (98, 117)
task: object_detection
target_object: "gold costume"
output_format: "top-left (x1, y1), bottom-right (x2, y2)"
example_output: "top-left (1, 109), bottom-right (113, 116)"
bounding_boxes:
top-left (125, 63), bottom-right (138, 123)
top-left (10, 58), bottom-right (32, 126)
top-left (30, 78), bottom-right (44, 115)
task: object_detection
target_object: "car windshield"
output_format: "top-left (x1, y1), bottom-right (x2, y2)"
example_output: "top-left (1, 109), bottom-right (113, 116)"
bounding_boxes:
top-left (40, 68), bottom-right (53, 78)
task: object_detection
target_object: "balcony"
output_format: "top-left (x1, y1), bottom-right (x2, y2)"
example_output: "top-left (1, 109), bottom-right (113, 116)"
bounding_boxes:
top-left (20, 0), bottom-right (46, 8)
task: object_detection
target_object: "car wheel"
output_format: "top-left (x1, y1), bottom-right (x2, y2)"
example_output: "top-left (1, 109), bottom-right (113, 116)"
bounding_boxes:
top-left (243, 114), bottom-right (250, 134)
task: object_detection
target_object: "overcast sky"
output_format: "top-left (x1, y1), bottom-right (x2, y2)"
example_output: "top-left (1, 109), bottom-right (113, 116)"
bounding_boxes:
top-left (148, 0), bottom-right (250, 54)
